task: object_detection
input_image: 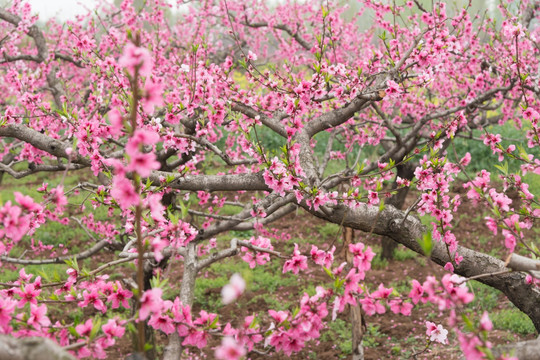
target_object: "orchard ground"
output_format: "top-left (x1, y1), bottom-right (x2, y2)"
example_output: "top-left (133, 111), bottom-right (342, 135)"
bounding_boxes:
top-left (1, 170), bottom-right (537, 359)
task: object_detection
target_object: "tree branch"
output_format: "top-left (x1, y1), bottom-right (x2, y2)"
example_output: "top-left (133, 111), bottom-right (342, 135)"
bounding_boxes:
top-left (0, 124), bottom-right (90, 166)
top-left (0, 239), bottom-right (119, 265)
top-left (149, 171), bottom-right (269, 192)
top-left (302, 202), bottom-right (540, 332)
top-left (231, 102), bottom-right (288, 137)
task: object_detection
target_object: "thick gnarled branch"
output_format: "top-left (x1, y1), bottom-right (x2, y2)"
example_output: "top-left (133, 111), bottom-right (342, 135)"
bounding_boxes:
top-left (302, 202), bottom-right (540, 332)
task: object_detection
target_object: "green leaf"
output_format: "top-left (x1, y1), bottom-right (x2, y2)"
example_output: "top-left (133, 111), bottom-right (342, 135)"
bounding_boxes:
top-left (89, 318), bottom-right (102, 340)
top-left (323, 266), bottom-right (335, 279)
top-left (418, 231), bottom-right (433, 257)
top-left (179, 201), bottom-right (188, 219)
top-left (126, 322), bottom-right (137, 334)
top-left (461, 313), bottom-right (474, 332)
top-left (249, 315), bottom-right (259, 329)
top-left (494, 162), bottom-right (508, 175)
top-left (321, 6), bottom-right (328, 18)
top-left (209, 315), bottom-right (220, 329)
top-left (68, 326), bottom-right (78, 337)
top-left (64, 257), bottom-right (79, 272)
top-left (334, 277), bottom-right (345, 290)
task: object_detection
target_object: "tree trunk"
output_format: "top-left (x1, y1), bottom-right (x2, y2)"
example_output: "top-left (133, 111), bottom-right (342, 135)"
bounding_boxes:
top-left (162, 242), bottom-right (198, 360)
top-left (381, 163), bottom-right (416, 260)
top-left (344, 227), bottom-right (365, 360)
top-left (139, 257), bottom-right (169, 360)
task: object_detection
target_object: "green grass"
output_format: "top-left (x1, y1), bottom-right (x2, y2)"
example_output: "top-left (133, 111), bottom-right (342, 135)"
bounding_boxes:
top-left (193, 275), bottom-right (229, 309)
top-left (389, 279), bottom-right (413, 295)
top-left (316, 223), bottom-right (340, 240)
top-left (32, 221), bottom-right (87, 248)
top-left (464, 281), bottom-right (536, 336)
top-left (523, 173), bottom-right (540, 196)
top-left (0, 264), bottom-right (68, 283)
top-left (476, 235), bottom-right (491, 245)
top-left (246, 293), bottom-right (291, 311)
top-left (371, 254), bottom-right (389, 269)
top-left (394, 247), bottom-right (417, 261)
top-left (418, 214), bottom-right (437, 236)
top-left (491, 309), bottom-right (537, 335)
top-left (364, 324), bottom-right (384, 348)
top-left (466, 281), bottom-right (501, 312)
top-left (193, 256), bottom-right (299, 310)
top-left (320, 319), bottom-right (352, 357)
top-left (219, 204), bottom-right (242, 216)
top-left (415, 257), bottom-right (427, 267)
top-left (0, 169), bottom-right (117, 284)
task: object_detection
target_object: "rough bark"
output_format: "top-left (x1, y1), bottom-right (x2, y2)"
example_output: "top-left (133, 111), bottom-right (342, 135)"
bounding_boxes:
top-left (162, 242), bottom-right (198, 360)
top-left (140, 257), bottom-right (170, 360)
top-left (0, 152), bottom-right (15, 185)
top-left (0, 124), bottom-right (90, 166)
top-left (0, 335), bottom-right (75, 360)
top-left (492, 337), bottom-right (540, 360)
top-left (380, 163), bottom-right (416, 260)
top-left (522, 1), bottom-right (539, 28)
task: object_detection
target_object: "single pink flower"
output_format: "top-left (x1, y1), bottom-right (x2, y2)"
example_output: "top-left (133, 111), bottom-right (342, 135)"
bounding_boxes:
top-left (125, 129), bottom-right (160, 155)
top-left (367, 190), bottom-right (379, 205)
top-left (215, 337), bottom-right (246, 360)
top-left (139, 288), bottom-right (163, 320)
top-left (76, 319), bottom-right (93, 337)
top-left (16, 283), bottom-right (40, 308)
top-left (221, 273), bottom-right (246, 305)
top-left (102, 318), bottom-right (125, 338)
top-left (119, 43), bottom-right (152, 77)
top-left (426, 321), bottom-right (448, 344)
top-left (126, 150), bottom-right (160, 177)
top-left (480, 311), bottom-right (493, 331)
top-left (147, 194), bottom-right (166, 222)
top-left (79, 289), bottom-right (107, 313)
top-left (268, 310), bottom-right (288, 323)
top-left (142, 79), bottom-right (164, 114)
top-left (408, 280), bottom-right (424, 304)
top-left (14, 192), bottom-right (41, 212)
top-left (0, 297), bottom-right (16, 331)
top-left (28, 304), bottom-right (51, 329)
top-left (108, 108), bottom-right (124, 136)
top-left (110, 175), bottom-right (139, 210)
top-left (107, 282), bottom-right (132, 309)
top-left (283, 244), bottom-right (308, 274)
top-left (247, 50), bottom-right (258, 61)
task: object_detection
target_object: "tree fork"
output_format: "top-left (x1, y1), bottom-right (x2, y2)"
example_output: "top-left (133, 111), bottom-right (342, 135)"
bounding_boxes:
top-left (380, 162), bottom-right (416, 260)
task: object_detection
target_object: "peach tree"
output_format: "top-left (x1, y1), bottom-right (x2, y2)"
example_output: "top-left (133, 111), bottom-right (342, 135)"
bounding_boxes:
top-left (0, 0), bottom-right (539, 359)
